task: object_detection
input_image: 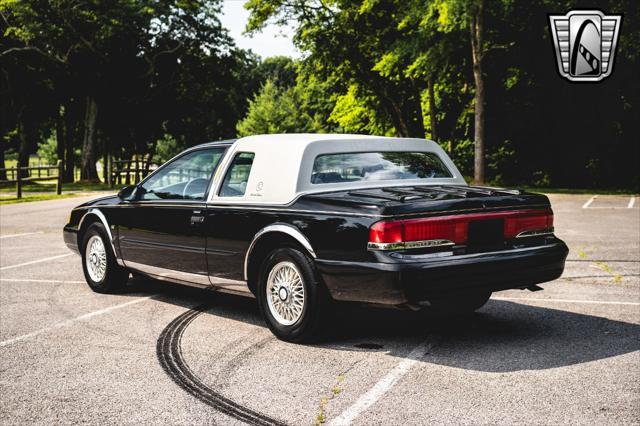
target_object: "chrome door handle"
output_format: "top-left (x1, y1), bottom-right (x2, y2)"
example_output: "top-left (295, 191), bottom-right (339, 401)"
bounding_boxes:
top-left (190, 215), bottom-right (205, 225)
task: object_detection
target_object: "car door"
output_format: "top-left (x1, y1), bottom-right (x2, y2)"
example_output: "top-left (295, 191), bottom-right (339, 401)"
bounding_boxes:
top-left (115, 147), bottom-right (227, 285)
top-left (205, 152), bottom-right (261, 291)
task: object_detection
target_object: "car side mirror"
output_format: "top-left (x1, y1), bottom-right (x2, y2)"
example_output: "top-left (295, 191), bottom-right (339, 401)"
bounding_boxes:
top-left (117, 185), bottom-right (137, 201)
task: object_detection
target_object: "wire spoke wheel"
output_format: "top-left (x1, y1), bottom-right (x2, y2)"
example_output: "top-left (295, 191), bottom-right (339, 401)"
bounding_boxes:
top-left (85, 235), bottom-right (107, 282)
top-left (266, 261), bottom-right (305, 326)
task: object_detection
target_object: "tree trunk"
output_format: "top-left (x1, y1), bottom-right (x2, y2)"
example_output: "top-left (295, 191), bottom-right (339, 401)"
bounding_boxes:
top-left (0, 145), bottom-right (6, 180)
top-left (64, 99), bottom-right (78, 182)
top-left (384, 98), bottom-right (410, 137)
top-left (102, 133), bottom-right (109, 183)
top-left (406, 85), bottom-right (426, 138)
top-left (378, 82), bottom-right (425, 138)
top-left (427, 77), bottom-right (438, 142)
top-left (80, 96), bottom-right (99, 181)
top-left (470, 0), bottom-right (485, 184)
top-left (64, 119), bottom-right (75, 182)
top-left (17, 118), bottom-right (35, 178)
top-left (56, 106), bottom-right (65, 166)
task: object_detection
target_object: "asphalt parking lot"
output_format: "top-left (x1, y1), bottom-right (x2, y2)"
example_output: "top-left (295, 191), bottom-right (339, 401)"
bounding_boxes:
top-left (1, 193), bottom-right (638, 425)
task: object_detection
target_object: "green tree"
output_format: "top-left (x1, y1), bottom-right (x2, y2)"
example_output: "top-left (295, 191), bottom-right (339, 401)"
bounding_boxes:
top-left (236, 79), bottom-right (314, 136)
top-left (1, 0), bottom-right (254, 181)
top-left (255, 56), bottom-right (297, 88)
top-left (244, 0), bottom-right (512, 183)
top-left (371, 0), bottom-right (471, 153)
top-left (246, 0), bottom-right (426, 138)
top-left (425, 0), bottom-right (489, 183)
top-left (0, 14), bottom-right (58, 177)
top-left (329, 84), bottom-right (393, 135)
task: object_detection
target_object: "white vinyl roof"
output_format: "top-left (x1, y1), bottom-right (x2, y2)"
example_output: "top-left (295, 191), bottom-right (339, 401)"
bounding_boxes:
top-left (208, 134), bottom-right (466, 205)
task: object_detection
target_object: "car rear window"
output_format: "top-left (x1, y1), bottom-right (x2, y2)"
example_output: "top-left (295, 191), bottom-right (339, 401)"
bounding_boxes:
top-left (219, 152), bottom-right (255, 197)
top-left (311, 152), bottom-right (452, 184)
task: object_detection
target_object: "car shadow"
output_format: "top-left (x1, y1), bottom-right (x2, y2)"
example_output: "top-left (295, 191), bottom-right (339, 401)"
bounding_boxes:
top-left (331, 299), bottom-right (640, 372)
top-left (125, 277), bottom-right (640, 373)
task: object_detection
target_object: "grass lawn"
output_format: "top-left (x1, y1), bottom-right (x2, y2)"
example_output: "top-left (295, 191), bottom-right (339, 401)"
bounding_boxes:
top-left (0, 179), bottom-right (112, 193)
top-left (0, 193), bottom-right (89, 205)
top-left (0, 180), bottom-right (115, 205)
top-left (3, 158), bottom-right (49, 168)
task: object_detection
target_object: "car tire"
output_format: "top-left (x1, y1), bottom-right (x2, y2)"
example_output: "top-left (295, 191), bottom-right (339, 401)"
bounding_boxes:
top-left (81, 222), bottom-right (129, 293)
top-left (257, 247), bottom-right (329, 343)
top-left (428, 291), bottom-right (492, 314)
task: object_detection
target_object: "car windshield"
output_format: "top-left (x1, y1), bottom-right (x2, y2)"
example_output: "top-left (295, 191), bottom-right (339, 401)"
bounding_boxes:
top-left (310, 152), bottom-right (452, 184)
top-left (139, 148), bottom-right (226, 200)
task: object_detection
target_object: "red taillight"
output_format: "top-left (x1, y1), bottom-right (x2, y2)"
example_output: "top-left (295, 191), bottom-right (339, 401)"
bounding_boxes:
top-left (401, 217), bottom-right (468, 243)
top-left (369, 216), bottom-right (469, 245)
top-left (369, 220), bottom-right (403, 243)
top-left (504, 211), bottom-right (553, 238)
top-left (368, 209), bottom-right (553, 249)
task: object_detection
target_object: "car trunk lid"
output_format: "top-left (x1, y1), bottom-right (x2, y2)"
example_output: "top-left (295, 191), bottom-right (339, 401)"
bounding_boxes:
top-left (303, 185), bottom-right (550, 217)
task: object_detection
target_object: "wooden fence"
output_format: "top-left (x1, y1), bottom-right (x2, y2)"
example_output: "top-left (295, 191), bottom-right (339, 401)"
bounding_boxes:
top-left (109, 156), bottom-right (154, 187)
top-left (0, 155), bottom-right (155, 198)
top-left (0, 160), bottom-right (63, 199)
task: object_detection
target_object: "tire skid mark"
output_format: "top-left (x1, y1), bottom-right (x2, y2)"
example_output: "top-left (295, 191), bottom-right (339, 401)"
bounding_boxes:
top-left (215, 335), bottom-right (274, 391)
top-left (157, 304), bottom-right (287, 426)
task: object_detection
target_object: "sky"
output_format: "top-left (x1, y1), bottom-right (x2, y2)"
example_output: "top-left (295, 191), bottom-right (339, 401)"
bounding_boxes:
top-left (219, 0), bottom-right (300, 59)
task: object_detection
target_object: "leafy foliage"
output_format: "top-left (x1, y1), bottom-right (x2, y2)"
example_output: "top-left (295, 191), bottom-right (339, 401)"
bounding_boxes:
top-left (1, 0), bottom-right (638, 189)
top-left (0, 0), bottom-right (257, 178)
top-left (36, 133), bottom-right (58, 165)
top-left (243, 0), bottom-right (639, 189)
top-left (236, 79), bottom-right (314, 136)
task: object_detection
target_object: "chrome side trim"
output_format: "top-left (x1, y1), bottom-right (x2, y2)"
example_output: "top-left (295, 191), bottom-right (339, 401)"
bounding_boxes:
top-left (117, 201), bottom-right (206, 209)
top-left (78, 208), bottom-right (124, 265)
top-left (210, 275), bottom-right (252, 295)
top-left (244, 224), bottom-right (317, 280)
top-left (367, 239), bottom-right (455, 251)
top-left (210, 286), bottom-right (255, 298)
top-left (515, 228), bottom-right (555, 238)
top-left (126, 260), bottom-right (211, 286)
top-left (128, 261), bottom-right (252, 295)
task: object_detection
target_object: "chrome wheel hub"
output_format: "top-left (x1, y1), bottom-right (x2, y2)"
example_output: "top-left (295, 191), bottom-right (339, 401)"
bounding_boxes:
top-left (278, 287), bottom-right (288, 301)
top-left (85, 235), bottom-right (107, 282)
top-left (266, 261), bottom-right (305, 326)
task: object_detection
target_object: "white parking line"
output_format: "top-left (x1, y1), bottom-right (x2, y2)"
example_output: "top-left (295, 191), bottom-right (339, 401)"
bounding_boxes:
top-left (0, 253), bottom-right (72, 271)
top-left (582, 195), bottom-right (597, 209)
top-left (0, 295), bottom-right (156, 348)
top-left (629, 196), bottom-right (636, 209)
top-left (0, 278), bottom-right (85, 284)
top-left (330, 338), bottom-right (435, 426)
top-left (0, 231), bottom-right (44, 239)
top-left (492, 296), bottom-right (640, 306)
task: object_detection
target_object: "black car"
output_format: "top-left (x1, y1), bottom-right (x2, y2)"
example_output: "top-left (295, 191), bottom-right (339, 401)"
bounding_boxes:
top-left (63, 134), bottom-right (568, 342)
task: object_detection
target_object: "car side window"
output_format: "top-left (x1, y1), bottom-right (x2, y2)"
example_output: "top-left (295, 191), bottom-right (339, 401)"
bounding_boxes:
top-left (219, 152), bottom-right (255, 197)
top-left (139, 148), bottom-right (225, 201)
